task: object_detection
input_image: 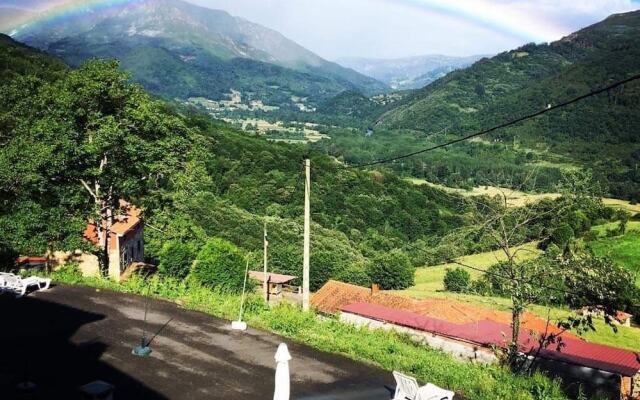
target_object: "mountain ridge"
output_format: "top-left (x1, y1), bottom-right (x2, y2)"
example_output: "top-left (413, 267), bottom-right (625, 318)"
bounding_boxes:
top-left (371, 10), bottom-right (640, 199)
top-left (10, 0), bottom-right (387, 106)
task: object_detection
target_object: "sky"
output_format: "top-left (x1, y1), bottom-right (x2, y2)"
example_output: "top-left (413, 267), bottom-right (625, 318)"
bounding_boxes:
top-left (186, 0), bottom-right (640, 59)
top-left (2, 0), bottom-right (639, 59)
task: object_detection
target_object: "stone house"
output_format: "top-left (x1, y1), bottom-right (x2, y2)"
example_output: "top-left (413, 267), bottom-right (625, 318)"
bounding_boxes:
top-left (50, 200), bottom-right (144, 282)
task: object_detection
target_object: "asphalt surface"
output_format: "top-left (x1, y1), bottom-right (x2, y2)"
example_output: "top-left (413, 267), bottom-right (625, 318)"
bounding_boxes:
top-left (0, 284), bottom-right (394, 400)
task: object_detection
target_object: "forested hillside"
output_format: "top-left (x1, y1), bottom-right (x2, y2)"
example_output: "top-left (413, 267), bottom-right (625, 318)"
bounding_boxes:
top-left (0, 34), bottom-right (473, 289)
top-left (371, 11), bottom-right (640, 199)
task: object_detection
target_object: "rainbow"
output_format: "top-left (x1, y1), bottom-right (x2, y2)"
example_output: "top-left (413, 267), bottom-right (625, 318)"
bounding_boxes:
top-left (379, 0), bottom-right (571, 43)
top-left (10, 0), bottom-right (139, 35)
top-left (12, 0), bottom-right (636, 44)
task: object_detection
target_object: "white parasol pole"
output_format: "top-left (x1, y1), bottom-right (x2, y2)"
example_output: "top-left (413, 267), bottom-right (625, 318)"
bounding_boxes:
top-left (273, 343), bottom-right (292, 400)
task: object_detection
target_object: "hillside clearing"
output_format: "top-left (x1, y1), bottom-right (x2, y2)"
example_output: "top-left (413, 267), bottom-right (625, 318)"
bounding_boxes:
top-left (396, 241), bottom-right (640, 351)
top-left (587, 231), bottom-right (640, 286)
top-left (399, 242), bottom-right (541, 297)
top-left (408, 178), bottom-right (640, 212)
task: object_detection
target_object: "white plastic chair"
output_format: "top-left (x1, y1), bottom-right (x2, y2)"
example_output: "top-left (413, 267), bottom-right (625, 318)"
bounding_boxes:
top-left (393, 371), bottom-right (421, 400)
top-left (416, 383), bottom-right (455, 400)
top-left (0, 273), bottom-right (50, 297)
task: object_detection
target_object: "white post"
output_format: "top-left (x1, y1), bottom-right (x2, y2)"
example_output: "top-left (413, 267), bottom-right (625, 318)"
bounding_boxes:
top-left (302, 159), bottom-right (311, 311)
top-left (264, 220), bottom-right (269, 302)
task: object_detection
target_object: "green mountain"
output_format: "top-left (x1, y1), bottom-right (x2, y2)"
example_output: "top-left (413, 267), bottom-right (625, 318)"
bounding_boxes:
top-left (0, 33), bottom-right (472, 289)
top-left (370, 11), bottom-right (640, 199)
top-left (9, 0), bottom-right (387, 109)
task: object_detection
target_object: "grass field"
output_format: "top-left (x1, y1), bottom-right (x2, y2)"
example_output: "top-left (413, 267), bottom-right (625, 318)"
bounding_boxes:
top-left (408, 179), bottom-right (640, 214)
top-left (590, 220), bottom-right (640, 236)
top-left (587, 229), bottom-right (640, 287)
top-left (397, 241), bottom-right (640, 351)
top-left (601, 198), bottom-right (640, 214)
top-left (399, 242), bottom-right (541, 298)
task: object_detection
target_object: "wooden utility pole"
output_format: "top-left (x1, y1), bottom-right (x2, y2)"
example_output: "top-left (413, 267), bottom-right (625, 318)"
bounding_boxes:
top-left (263, 220), bottom-right (269, 302)
top-left (302, 159), bottom-right (311, 311)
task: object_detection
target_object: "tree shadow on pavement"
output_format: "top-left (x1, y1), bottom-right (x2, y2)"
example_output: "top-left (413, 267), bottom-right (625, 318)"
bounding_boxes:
top-left (0, 294), bottom-right (168, 400)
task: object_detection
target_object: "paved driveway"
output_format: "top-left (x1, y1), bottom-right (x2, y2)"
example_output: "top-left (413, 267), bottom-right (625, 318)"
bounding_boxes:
top-left (0, 284), bottom-right (394, 399)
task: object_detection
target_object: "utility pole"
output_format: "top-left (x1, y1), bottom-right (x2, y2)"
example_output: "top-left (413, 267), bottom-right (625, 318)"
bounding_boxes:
top-left (263, 220), bottom-right (269, 302)
top-left (302, 159), bottom-right (311, 311)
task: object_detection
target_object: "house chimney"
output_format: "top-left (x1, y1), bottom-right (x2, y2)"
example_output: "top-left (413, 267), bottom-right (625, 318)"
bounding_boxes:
top-left (371, 283), bottom-right (380, 295)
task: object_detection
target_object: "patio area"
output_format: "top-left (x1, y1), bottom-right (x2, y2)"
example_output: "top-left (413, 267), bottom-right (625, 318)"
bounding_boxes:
top-left (0, 284), bottom-right (393, 399)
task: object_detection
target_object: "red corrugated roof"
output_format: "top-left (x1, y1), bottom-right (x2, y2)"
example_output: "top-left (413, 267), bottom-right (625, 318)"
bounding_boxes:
top-left (342, 302), bottom-right (640, 377)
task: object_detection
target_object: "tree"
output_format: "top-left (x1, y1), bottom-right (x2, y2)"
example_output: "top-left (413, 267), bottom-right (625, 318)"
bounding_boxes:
top-left (443, 267), bottom-right (470, 292)
top-left (550, 223), bottom-right (574, 252)
top-left (64, 61), bottom-right (190, 272)
top-left (1, 59), bottom-right (190, 272)
top-left (158, 241), bottom-right (196, 279)
top-left (460, 171), bottom-right (599, 368)
top-left (192, 238), bottom-right (246, 292)
top-left (367, 249), bottom-right (414, 290)
top-left (617, 210), bottom-right (631, 235)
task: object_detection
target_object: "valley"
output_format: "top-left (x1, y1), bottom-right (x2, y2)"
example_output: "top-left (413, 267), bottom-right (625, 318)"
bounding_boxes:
top-left (2, 3), bottom-right (640, 400)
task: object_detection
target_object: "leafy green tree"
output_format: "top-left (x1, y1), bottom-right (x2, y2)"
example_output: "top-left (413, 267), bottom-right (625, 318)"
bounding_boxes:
top-left (617, 210), bottom-right (631, 235)
top-left (333, 260), bottom-right (372, 287)
top-left (158, 241), bottom-right (196, 279)
top-left (550, 224), bottom-right (574, 251)
top-left (563, 254), bottom-right (640, 313)
top-left (443, 267), bottom-right (471, 292)
top-left (367, 250), bottom-right (415, 290)
top-left (1, 58), bottom-right (190, 270)
top-left (192, 238), bottom-right (246, 292)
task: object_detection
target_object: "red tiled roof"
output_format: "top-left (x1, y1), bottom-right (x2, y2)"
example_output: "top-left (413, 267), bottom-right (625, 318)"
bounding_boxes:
top-left (616, 311), bottom-right (633, 321)
top-left (312, 280), bottom-right (571, 337)
top-left (249, 271), bottom-right (297, 284)
top-left (342, 302), bottom-right (640, 377)
top-left (84, 200), bottom-right (142, 246)
top-left (16, 256), bottom-right (47, 264)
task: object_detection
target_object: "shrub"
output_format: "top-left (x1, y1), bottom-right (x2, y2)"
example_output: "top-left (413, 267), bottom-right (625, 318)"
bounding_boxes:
top-left (550, 223), bottom-right (574, 250)
top-left (333, 260), bottom-right (372, 287)
top-left (158, 240), bottom-right (196, 279)
top-left (568, 210), bottom-right (591, 234)
top-left (471, 278), bottom-right (493, 296)
top-left (192, 238), bottom-right (246, 292)
top-left (443, 267), bottom-right (470, 292)
top-left (581, 231), bottom-right (597, 242)
top-left (367, 249), bottom-right (415, 290)
top-left (544, 243), bottom-right (561, 258)
top-left (0, 243), bottom-right (18, 272)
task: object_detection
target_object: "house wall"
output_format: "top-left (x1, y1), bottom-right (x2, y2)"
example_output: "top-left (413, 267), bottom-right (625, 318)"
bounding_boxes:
top-left (108, 235), bottom-right (121, 282)
top-left (48, 250), bottom-right (100, 277)
top-left (528, 356), bottom-right (621, 400)
top-left (118, 225), bottom-right (144, 271)
top-left (340, 311), bottom-right (497, 364)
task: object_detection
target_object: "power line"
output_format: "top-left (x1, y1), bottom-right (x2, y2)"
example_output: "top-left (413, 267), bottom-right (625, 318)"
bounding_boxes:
top-left (347, 73), bottom-right (640, 169)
